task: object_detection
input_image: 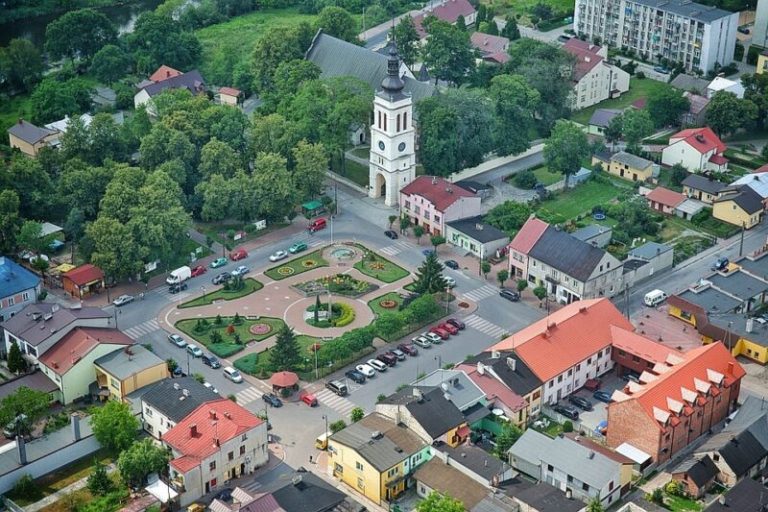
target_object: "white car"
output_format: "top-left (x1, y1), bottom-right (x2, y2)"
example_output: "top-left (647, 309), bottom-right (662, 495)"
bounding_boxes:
top-left (186, 344), bottom-right (203, 357)
top-left (223, 366), bottom-right (243, 383)
top-left (204, 382), bottom-right (219, 394)
top-left (168, 334), bottom-right (187, 348)
top-left (231, 265), bottom-right (249, 277)
top-left (444, 276), bottom-right (456, 288)
top-left (269, 250), bottom-right (288, 262)
top-left (367, 359), bottom-right (388, 372)
top-left (412, 335), bottom-right (431, 349)
top-left (112, 294), bottom-right (134, 307)
top-left (355, 364), bottom-right (376, 378)
top-left (424, 332), bottom-right (443, 344)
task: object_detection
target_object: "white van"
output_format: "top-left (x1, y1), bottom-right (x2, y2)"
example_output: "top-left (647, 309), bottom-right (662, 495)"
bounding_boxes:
top-left (166, 265), bottom-right (192, 285)
top-left (644, 289), bottom-right (668, 307)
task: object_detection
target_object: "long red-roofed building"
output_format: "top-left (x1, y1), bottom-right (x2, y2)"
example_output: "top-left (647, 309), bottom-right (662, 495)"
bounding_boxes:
top-left (163, 398), bottom-right (269, 506)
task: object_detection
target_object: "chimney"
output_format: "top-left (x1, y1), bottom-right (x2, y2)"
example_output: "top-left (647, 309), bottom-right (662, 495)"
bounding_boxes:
top-left (506, 357), bottom-right (516, 372)
top-left (432, 176), bottom-right (437, 185)
top-left (166, 70), bottom-right (171, 77)
top-left (173, 383), bottom-right (180, 390)
top-left (412, 388), bottom-right (423, 401)
top-left (71, 414), bottom-right (81, 441)
top-left (475, 223), bottom-right (483, 231)
top-left (17, 436), bottom-right (27, 465)
top-left (209, 410), bottom-right (217, 420)
top-left (477, 362), bottom-right (485, 375)
top-left (18, 119), bottom-right (23, 125)
top-left (728, 362), bottom-right (735, 374)
top-left (183, 389), bottom-right (190, 397)
top-left (190, 424), bottom-right (198, 437)
top-left (224, 412), bottom-right (231, 419)
top-left (747, 318), bottom-right (754, 333)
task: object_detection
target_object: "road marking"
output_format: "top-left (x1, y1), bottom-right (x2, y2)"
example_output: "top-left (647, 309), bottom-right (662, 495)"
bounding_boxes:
top-left (242, 480), bottom-right (262, 492)
top-left (461, 285), bottom-right (497, 302)
top-left (123, 319), bottom-right (161, 340)
top-left (314, 388), bottom-right (357, 417)
top-left (379, 240), bottom-right (412, 256)
top-left (463, 314), bottom-right (506, 339)
top-left (155, 287), bottom-right (191, 302)
top-left (235, 386), bottom-right (263, 405)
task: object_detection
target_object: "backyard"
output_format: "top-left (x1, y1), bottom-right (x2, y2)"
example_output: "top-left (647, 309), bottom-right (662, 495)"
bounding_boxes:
top-left (535, 180), bottom-right (623, 223)
top-left (264, 249), bottom-right (329, 280)
top-left (571, 78), bottom-right (677, 125)
top-left (485, 0), bottom-right (573, 24)
top-left (175, 315), bottom-right (285, 358)
top-left (531, 165), bottom-right (563, 186)
top-left (179, 277), bottom-right (262, 308)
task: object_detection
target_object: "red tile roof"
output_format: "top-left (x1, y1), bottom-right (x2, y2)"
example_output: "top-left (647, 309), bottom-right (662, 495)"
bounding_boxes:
top-left (39, 327), bottom-right (132, 375)
top-left (163, 398), bottom-right (263, 473)
top-left (669, 127), bottom-right (726, 155)
top-left (646, 186), bottom-right (686, 208)
top-left (709, 154), bottom-right (728, 166)
top-left (63, 264), bottom-right (104, 286)
top-left (470, 33), bottom-right (510, 63)
top-left (752, 164), bottom-right (768, 174)
top-left (610, 326), bottom-right (682, 364)
top-left (400, 176), bottom-right (476, 212)
top-left (490, 299), bottom-right (634, 381)
top-left (458, 363), bottom-right (528, 412)
top-left (508, 217), bottom-right (548, 254)
top-left (149, 65), bottom-right (182, 83)
top-left (563, 39), bottom-right (604, 81)
top-left (412, 0), bottom-right (476, 38)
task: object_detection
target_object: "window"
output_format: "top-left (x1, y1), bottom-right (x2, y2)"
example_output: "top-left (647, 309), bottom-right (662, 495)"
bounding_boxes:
top-left (334, 463), bottom-right (343, 474)
top-left (387, 467), bottom-right (398, 477)
top-left (575, 364), bottom-right (581, 372)
top-left (404, 201), bottom-right (410, 210)
top-left (587, 358), bottom-right (592, 365)
top-left (377, 111), bottom-right (381, 129)
top-left (209, 461), bottom-right (216, 471)
top-left (582, 482), bottom-right (589, 492)
top-left (557, 375), bottom-right (563, 383)
top-left (713, 454), bottom-right (719, 462)
top-left (618, 350), bottom-right (626, 357)
top-left (609, 481), bottom-right (614, 491)
top-left (396, 114), bottom-right (400, 132)
top-left (357, 477), bottom-right (364, 489)
top-left (22, 292), bottom-right (29, 302)
top-left (414, 206), bottom-right (420, 215)
top-left (547, 464), bottom-right (554, 472)
top-left (7, 297), bottom-right (13, 306)
top-left (355, 461), bottom-right (364, 471)
top-left (567, 369), bottom-right (572, 377)
top-left (110, 378), bottom-right (120, 390)
top-left (549, 381), bottom-right (554, 388)
top-left (434, 215), bottom-right (440, 223)
top-left (228, 451), bottom-right (234, 461)
top-left (241, 434), bottom-right (248, 441)
top-left (632, 355), bottom-right (640, 363)
top-left (144, 408), bottom-right (153, 417)
top-left (567, 475), bottom-right (573, 483)
top-left (533, 390), bottom-right (541, 400)
top-left (240, 445), bottom-right (246, 455)
top-left (403, 112), bottom-right (407, 127)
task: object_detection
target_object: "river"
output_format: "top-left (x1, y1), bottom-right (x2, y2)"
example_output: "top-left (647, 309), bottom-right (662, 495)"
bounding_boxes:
top-left (0, 0), bottom-right (166, 48)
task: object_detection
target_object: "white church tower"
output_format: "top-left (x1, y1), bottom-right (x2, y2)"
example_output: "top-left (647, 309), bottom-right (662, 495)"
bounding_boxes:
top-left (368, 41), bottom-right (416, 207)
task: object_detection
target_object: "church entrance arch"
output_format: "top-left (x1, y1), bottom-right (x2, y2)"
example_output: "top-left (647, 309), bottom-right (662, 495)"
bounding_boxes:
top-left (370, 172), bottom-right (388, 199)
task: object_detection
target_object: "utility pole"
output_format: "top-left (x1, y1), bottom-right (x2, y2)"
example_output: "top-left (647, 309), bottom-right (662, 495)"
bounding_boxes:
top-left (739, 222), bottom-right (745, 257)
top-left (623, 283), bottom-right (630, 320)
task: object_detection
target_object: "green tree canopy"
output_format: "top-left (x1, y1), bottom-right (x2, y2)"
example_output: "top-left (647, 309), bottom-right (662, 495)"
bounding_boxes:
top-left (413, 251), bottom-right (447, 294)
top-left (489, 74), bottom-right (540, 156)
top-left (251, 27), bottom-right (302, 93)
top-left (0, 38), bottom-right (44, 93)
top-left (646, 86), bottom-right (690, 127)
top-left (126, 12), bottom-right (201, 73)
top-left (416, 492), bottom-right (465, 512)
top-left (391, 17), bottom-right (421, 68)
top-left (270, 325), bottom-right (302, 372)
top-left (30, 77), bottom-right (94, 125)
top-left (621, 108), bottom-right (654, 151)
top-left (705, 91), bottom-right (758, 137)
top-left (292, 140), bottom-right (328, 200)
top-left (45, 8), bottom-right (117, 60)
top-left (90, 400), bottom-right (139, 452)
top-left (90, 44), bottom-right (131, 84)
top-left (118, 438), bottom-right (169, 488)
top-left (316, 6), bottom-right (358, 43)
top-left (422, 18), bottom-right (475, 86)
top-left (543, 120), bottom-right (590, 186)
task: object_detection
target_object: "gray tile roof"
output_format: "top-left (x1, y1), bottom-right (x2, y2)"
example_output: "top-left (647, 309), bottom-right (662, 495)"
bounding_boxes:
top-left (437, 442), bottom-right (504, 481)
top-left (677, 286), bottom-right (742, 314)
top-left (708, 313), bottom-right (768, 348)
top-left (628, 241), bottom-right (673, 261)
top-left (571, 224), bottom-right (611, 243)
top-left (141, 70), bottom-right (205, 98)
top-left (682, 174), bottom-right (727, 195)
top-left (508, 429), bottom-right (552, 470)
top-left (704, 477), bottom-right (768, 512)
top-left (414, 369), bottom-right (485, 411)
top-left (714, 186), bottom-right (764, 214)
top-left (140, 377), bottom-right (220, 423)
top-left (611, 151), bottom-right (653, 171)
top-left (588, 108), bottom-right (622, 128)
top-left (0, 371), bottom-right (58, 400)
top-left (699, 430), bottom-right (766, 477)
top-left (671, 456), bottom-right (718, 487)
top-left (507, 480), bottom-right (586, 512)
top-left (465, 354), bottom-right (542, 397)
top-left (7, 120), bottom-right (57, 144)
top-left (268, 471), bottom-right (347, 512)
top-left (447, 216), bottom-right (509, 244)
top-left (708, 270), bottom-right (768, 301)
top-left (94, 344), bottom-right (165, 380)
top-left (1, 303), bottom-right (110, 346)
top-left (529, 226), bottom-right (611, 282)
top-left (671, 74), bottom-right (711, 93)
top-left (380, 386), bottom-right (465, 439)
top-left (632, 0), bottom-right (734, 23)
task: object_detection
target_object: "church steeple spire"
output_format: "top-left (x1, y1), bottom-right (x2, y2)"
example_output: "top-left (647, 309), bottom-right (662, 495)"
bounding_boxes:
top-left (380, 39), bottom-right (405, 93)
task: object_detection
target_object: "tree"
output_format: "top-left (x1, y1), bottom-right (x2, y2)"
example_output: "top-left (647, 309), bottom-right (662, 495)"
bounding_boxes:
top-left (647, 87), bottom-right (690, 127)
top-left (422, 19), bottom-right (475, 86)
top-left (87, 460), bottom-right (113, 496)
top-left (251, 28), bottom-right (302, 93)
top-left (89, 44), bottom-right (131, 84)
top-left (399, 216), bottom-right (411, 234)
top-left (30, 77), bottom-right (94, 124)
top-left (621, 109), bottom-right (654, 152)
top-left (6, 342), bottom-right (26, 374)
top-left (413, 252), bottom-right (446, 294)
top-left (0, 38), bottom-right (44, 93)
top-left (90, 400), bottom-right (139, 452)
top-left (416, 492), bottom-right (464, 512)
top-left (16, 220), bottom-right (52, 254)
top-left (271, 325), bottom-right (301, 371)
top-left (263, 59), bottom-right (321, 111)
top-left (517, 279), bottom-right (528, 292)
top-left (705, 91), bottom-right (758, 137)
top-left (481, 261), bottom-right (491, 278)
top-left (430, 235), bottom-right (446, 252)
top-left (292, 140), bottom-right (328, 200)
top-left (0, 387), bottom-right (50, 434)
top-left (604, 114), bottom-right (624, 149)
top-left (45, 8), bottom-right (117, 61)
top-left (350, 407), bottom-right (364, 423)
top-left (87, 217), bottom-right (141, 281)
top-left (513, 169), bottom-right (537, 188)
top-left (497, 269), bottom-right (509, 287)
top-left (501, 16), bottom-right (520, 40)
top-left (199, 138), bottom-right (242, 180)
top-left (494, 422), bottom-right (522, 457)
top-left (126, 12), bottom-right (201, 74)
top-left (0, 190), bottom-right (21, 253)
top-left (392, 17), bottom-right (420, 68)
top-left (533, 286), bottom-right (547, 300)
top-left (670, 163), bottom-right (689, 186)
top-left (118, 438), bottom-right (169, 488)
top-left (586, 497), bottom-right (605, 512)
top-left (543, 120), bottom-right (590, 188)
top-left (317, 7), bottom-right (358, 43)
top-left (252, 153), bottom-right (297, 222)
top-left (375, 312), bottom-right (404, 337)
top-left (413, 225), bottom-right (425, 244)
top-left (388, 215), bottom-right (397, 228)
top-left (489, 74), bottom-right (540, 156)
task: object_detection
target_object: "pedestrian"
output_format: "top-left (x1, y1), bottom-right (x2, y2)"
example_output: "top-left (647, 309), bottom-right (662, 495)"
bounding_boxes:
top-left (309, 455), bottom-right (313, 464)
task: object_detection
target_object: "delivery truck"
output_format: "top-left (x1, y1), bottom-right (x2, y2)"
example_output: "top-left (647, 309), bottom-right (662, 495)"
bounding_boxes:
top-left (166, 265), bottom-right (192, 285)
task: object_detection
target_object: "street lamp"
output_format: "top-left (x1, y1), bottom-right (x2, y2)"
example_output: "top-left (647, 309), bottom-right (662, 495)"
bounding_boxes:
top-left (322, 414), bottom-right (329, 435)
top-left (434, 355), bottom-right (442, 370)
top-left (186, 349), bottom-right (191, 376)
top-left (201, 286), bottom-right (207, 300)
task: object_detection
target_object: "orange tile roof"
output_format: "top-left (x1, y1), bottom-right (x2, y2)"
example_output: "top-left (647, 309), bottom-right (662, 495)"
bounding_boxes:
top-left (149, 65), bottom-right (182, 83)
top-left (38, 327), bottom-right (132, 375)
top-left (612, 343), bottom-right (745, 430)
top-left (646, 186), bottom-right (686, 208)
top-left (163, 398), bottom-right (263, 473)
top-left (490, 299), bottom-right (634, 381)
top-left (610, 326), bottom-right (683, 364)
top-left (218, 87), bottom-right (241, 97)
top-left (508, 217), bottom-right (548, 254)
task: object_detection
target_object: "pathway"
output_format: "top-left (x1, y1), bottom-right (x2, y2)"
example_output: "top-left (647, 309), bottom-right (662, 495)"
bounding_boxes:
top-left (24, 464), bottom-right (117, 512)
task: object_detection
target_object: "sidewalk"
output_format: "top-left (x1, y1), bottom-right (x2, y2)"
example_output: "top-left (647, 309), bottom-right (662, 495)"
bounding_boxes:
top-left (24, 463), bottom-right (117, 512)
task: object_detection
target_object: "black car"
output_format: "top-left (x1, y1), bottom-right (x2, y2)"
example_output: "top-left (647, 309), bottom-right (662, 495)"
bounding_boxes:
top-left (215, 488), bottom-right (233, 502)
top-left (263, 393), bottom-right (283, 407)
top-left (446, 318), bottom-right (465, 330)
top-left (568, 395), bottom-right (594, 411)
top-left (384, 230), bottom-right (398, 239)
top-left (593, 390), bottom-right (613, 403)
top-left (444, 260), bottom-right (459, 270)
top-left (168, 282), bottom-right (188, 294)
top-left (711, 257), bottom-right (729, 272)
top-left (345, 369), bottom-right (366, 384)
top-left (202, 354), bottom-right (221, 369)
top-left (212, 272), bottom-right (232, 285)
top-left (499, 288), bottom-right (520, 302)
top-left (553, 404), bottom-right (580, 421)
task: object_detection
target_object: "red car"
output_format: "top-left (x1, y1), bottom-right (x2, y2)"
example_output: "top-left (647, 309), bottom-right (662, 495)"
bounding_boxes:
top-left (430, 326), bottom-right (450, 340)
top-left (191, 265), bottom-right (207, 277)
top-left (397, 343), bottom-right (419, 356)
top-left (230, 248), bottom-right (248, 261)
top-left (440, 322), bottom-right (459, 335)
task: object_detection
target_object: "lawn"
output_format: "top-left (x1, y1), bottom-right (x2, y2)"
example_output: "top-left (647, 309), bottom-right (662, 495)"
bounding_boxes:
top-left (571, 78), bottom-right (677, 125)
top-left (664, 494), bottom-right (703, 512)
top-left (368, 292), bottom-right (404, 317)
top-left (0, 92), bottom-right (32, 134)
top-left (234, 334), bottom-right (322, 379)
top-left (531, 165), bottom-right (563, 186)
top-left (175, 315), bottom-right (285, 358)
top-left (143, 238), bottom-right (212, 280)
top-left (535, 181), bottom-right (622, 223)
top-left (179, 278), bottom-right (262, 308)
top-left (340, 157), bottom-right (370, 187)
top-left (530, 415), bottom-right (565, 438)
top-left (264, 248), bottom-right (329, 280)
top-left (353, 250), bottom-right (410, 283)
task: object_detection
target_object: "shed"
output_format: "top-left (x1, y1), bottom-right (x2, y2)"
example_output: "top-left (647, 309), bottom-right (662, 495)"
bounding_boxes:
top-left (62, 264), bottom-right (105, 299)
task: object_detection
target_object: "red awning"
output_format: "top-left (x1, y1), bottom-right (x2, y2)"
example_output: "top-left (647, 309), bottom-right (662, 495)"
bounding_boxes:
top-left (270, 371), bottom-right (298, 388)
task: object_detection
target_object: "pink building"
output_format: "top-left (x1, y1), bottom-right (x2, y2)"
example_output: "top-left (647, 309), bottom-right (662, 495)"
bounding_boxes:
top-left (399, 176), bottom-right (481, 236)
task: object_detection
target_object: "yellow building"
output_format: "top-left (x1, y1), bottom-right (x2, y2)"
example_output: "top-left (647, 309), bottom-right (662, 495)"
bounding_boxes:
top-left (94, 344), bottom-right (169, 401)
top-left (712, 187), bottom-right (764, 229)
top-left (603, 151), bottom-right (657, 183)
top-left (7, 120), bottom-right (58, 157)
top-left (327, 413), bottom-right (429, 505)
top-left (757, 51), bottom-right (768, 75)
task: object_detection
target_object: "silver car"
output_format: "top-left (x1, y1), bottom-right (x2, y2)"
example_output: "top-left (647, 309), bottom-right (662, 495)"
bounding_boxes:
top-left (412, 336), bottom-right (431, 349)
top-left (269, 250), bottom-right (288, 262)
top-left (168, 334), bottom-right (187, 348)
top-left (112, 294), bottom-right (134, 307)
top-left (355, 364), bottom-right (376, 377)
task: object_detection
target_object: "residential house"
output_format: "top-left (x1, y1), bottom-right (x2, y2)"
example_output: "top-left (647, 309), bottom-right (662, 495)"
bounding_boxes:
top-left (646, 187), bottom-right (686, 215)
top-left (502, 478), bottom-right (587, 512)
top-left (445, 216), bottom-right (509, 260)
top-left (327, 412), bottom-right (428, 505)
top-left (163, 398), bottom-right (269, 506)
top-left (140, 377), bottom-right (220, 439)
top-left (695, 395), bottom-right (768, 485)
top-left (0, 257), bottom-right (41, 322)
top-left (399, 176), bottom-right (482, 236)
top-left (729, 173), bottom-right (768, 208)
top-left (43, 113), bottom-right (94, 148)
top-left (661, 127), bottom-right (728, 173)
top-left (670, 74), bottom-right (712, 94)
top-left (217, 87), bottom-right (241, 107)
top-left (670, 456), bottom-right (719, 498)
top-left (508, 429), bottom-right (632, 507)
top-left (587, 108), bottom-right (622, 136)
top-left (571, 224), bottom-right (613, 248)
top-left (37, 328), bottom-right (134, 404)
top-left (624, 241), bottom-right (675, 285)
top-left (563, 39), bottom-right (630, 111)
top-left (376, 386), bottom-right (467, 445)
top-left (682, 174), bottom-right (727, 204)
top-left (432, 442), bottom-right (515, 487)
top-left (412, 0), bottom-right (477, 39)
top-left (703, 477), bottom-right (768, 512)
top-left (489, 298), bottom-right (633, 405)
top-left (707, 77), bottom-right (745, 99)
top-left (0, 371), bottom-right (59, 402)
top-left (759, 50), bottom-right (768, 75)
top-left (134, 69), bottom-right (206, 113)
top-left (148, 65), bottom-right (182, 83)
top-left (606, 342), bottom-right (745, 464)
top-left (61, 264), bottom-right (105, 299)
top-left (713, 186), bottom-right (764, 228)
top-left (610, 326), bottom-right (684, 378)
top-left (469, 32), bottom-right (510, 65)
top-left (681, 92), bottom-right (711, 126)
top-left (1, 303), bottom-right (110, 363)
top-left (413, 369), bottom-right (486, 414)
top-left (7, 119), bottom-right (58, 157)
top-left (507, 218), bottom-right (624, 303)
top-left (94, 345), bottom-right (168, 402)
top-left (604, 151), bottom-right (657, 183)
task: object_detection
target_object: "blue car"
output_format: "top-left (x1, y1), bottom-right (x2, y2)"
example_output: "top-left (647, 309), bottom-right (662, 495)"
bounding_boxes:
top-left (593, 390), bottom-right (613, 403)
top-left (422, 249), bottom-right (435, 257)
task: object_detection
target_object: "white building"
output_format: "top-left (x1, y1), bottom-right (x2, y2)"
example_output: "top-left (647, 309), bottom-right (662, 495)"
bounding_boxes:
top-left (754, 0), bottom-right (768, 49)
top-left (661, 127), bottom-right (728, 173)
top-left (574, 0), bottom-right (738, 74)
top-left (563, 39), bottom-right (630, 111)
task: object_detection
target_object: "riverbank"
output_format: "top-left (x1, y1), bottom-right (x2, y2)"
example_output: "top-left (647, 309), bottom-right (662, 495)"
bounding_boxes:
top-left (0, 0), bottom-right (146, 24)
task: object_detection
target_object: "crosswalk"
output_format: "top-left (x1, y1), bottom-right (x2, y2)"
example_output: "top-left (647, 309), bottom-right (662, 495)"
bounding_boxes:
top-left (235, 386), bottom-right (264, 406)
top-left (122, 319), bottom-right (161, 340)
top-left (155, 287), bottom-right (191, 302)
top-left (379, 240), bottom-right (412, 257)
top-left (464, 314), bottom-right (507, 339)
top-left (461, 285), bottom-right (498, 302)
top-left (314, 388), bottom-right (357, 417)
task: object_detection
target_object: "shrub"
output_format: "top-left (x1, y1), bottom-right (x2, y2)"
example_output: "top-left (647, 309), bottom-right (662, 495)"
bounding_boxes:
top-left (12, 474), bottom-right (40, 501)
top-left (330, 419), bottom-right (347, 433)
top-left (215, 314), bottom-right (223, 325)
top-left (516, 280), bottom-right (528, 292)
top-left (635, 71), bottom-right (645, 79)
top-left (333, 304), bottom-right (356, 327)
top-left (562, 420), bottom-right (574, 433)
top-left (377, 394), bottom-right (387, 403)
top-left (665, 480), bottom-right (686, 497)
top-left (513, 169), bottom-right (538, 189)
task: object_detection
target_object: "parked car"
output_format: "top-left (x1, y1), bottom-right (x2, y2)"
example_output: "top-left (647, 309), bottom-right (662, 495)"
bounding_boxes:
top-left (168, 282), bottom-right (188, 294)
top-left (367, 359), bottom-right (388, 372)
top-left (212, 272), bottom-right (232, 285)
top-left (168, 334), bottom-right (187, 348)
top-left (3, 414), bottom-right (28, 439)
top-left (230, 248), bottom-right (248, 261)
top-left (263, 393), bottom-right (283, 407)
top-left (172, 366), bottom-right (183, 377)
top-left (622, 371), bottom-right (641, 383)
top-left (391, 348), bottom-right (406, 361)
top-left (186, 344), bottom-right (203, 358)
top-left (345, 369), bottom-right (366, 384)
top-left (377, 352), bottom-right (398, 367)
top-left (446, 318), bottom-right (465, 330)
top-left (308, 218), bottom-right (327, 232)
top-left (355, 364), bottom-right (376, 378)
top-left (553, 404), bottom-right (580, 420)
top-left (269, 250), bottom-right (288, 262)
top-left (711, 257), bottom-right (729, 272)
top-left (499, 288), bottom-right (520, 302)
top-left (326, 380), bottom-right (349, 396)
top-left (557, 34), bottom-right (572, 42)
top-left (653, 66), bottom-right (670, 74)
top-left (443, 260), bottom-right (459, 270)
top-left (398, 343), bottom-right (418, 356)
top-left (593, 390), bottom-right (613, 403)
top-left (289, 241), bottom-right (308, 254)
top-left (113, 294), bottom-right (134, 307)
top-left (422, 249), bottom-right (435, 257)
top-left (568, 395), bottom-right (594, 411)
top-left (301, 393), bottom-right (318, 407)
top-left (203, 382), bottom-right (219, 394)
top-left (440, 322), bottom-right (458, 335)
top-left (583, 378), bottom-right (601, 391)
top-left (191, 265), bottom-right (207, 277)
top-left (424, 332), bottom-right (443, 344)
top-left (223, 366), bottom-right (243, 383)
top-left (412, 336), bottom-right (431, 349)
top-left (214, 488), bottom-right (232, 503)
top-left (738, 26), bottom-right (751, 34)
top-left (384, 230), bottom-right (398, 239)
top-left (429, 326), bottom-right (450, 340)
top-left (231, 265), bottom-right (249, 277)
top-left (202, 354), bottom-right (221, 369)
top-left (444, 277), bottom-right (456, 288)
top-left (210, 257), bottom-right (228, 268)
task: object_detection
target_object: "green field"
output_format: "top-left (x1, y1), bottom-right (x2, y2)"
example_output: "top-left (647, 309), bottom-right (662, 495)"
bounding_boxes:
top-left (531, 165), bottom-right (563, 186)
top-left (179, 278), bottom-right (262, 308)
top-left (233, 335), bottom-right (321, 378)
top-left (485, 0), bottom-right (574, 22)
top-left (571, 79), bottom-right (677, 125)
top-left (535, 181), bottom-right (622, 222)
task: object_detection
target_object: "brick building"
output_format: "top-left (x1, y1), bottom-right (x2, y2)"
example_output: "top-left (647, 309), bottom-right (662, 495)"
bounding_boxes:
top-left (610, 326), bottom-right (684, 378)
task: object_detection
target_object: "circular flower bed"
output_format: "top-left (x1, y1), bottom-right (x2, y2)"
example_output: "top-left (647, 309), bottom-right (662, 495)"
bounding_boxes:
top-left (302, 259), bottom-right (317, 268)
top-left (458, 301), bottom-right (470, 309)
top-left (368, 262), bottom-right (385, 270)
top-left (249, 323), bottom-right (272, 335)
top-left (277, 266), bottom-right (294, 276)
top-left (379, 299), bottom-right (397, 309)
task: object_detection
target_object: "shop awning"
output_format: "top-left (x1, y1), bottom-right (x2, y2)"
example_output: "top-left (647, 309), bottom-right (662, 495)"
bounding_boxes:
top-left (616, 443), bottom-right (652, 465)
